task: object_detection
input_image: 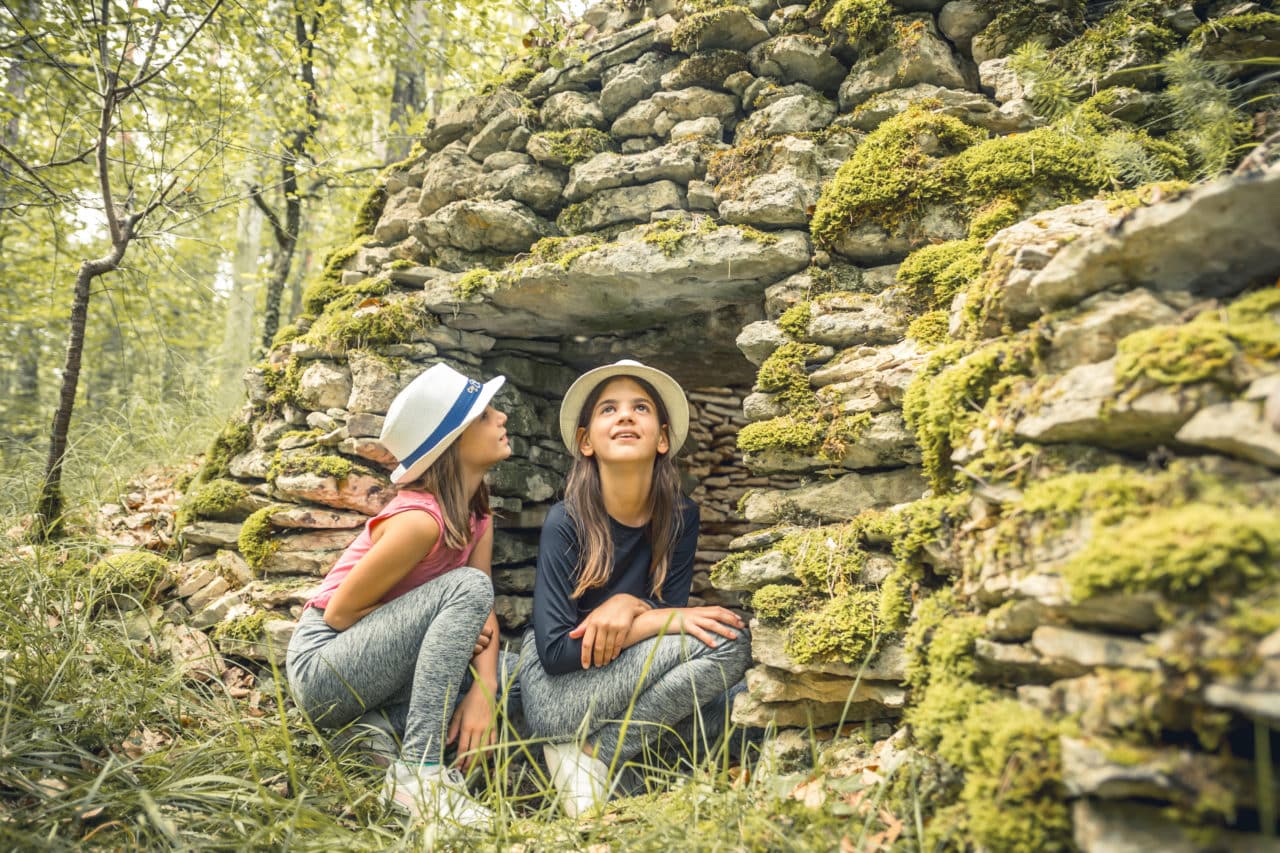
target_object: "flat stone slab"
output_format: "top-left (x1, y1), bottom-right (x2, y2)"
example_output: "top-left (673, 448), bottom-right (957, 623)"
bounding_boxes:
top-left (742, 468), bottom-right (927, 524)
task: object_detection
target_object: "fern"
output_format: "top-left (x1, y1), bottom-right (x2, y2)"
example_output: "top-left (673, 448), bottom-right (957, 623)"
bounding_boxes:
top-left (1163, 47), bottom-right (1250, 177)
top-left (1008, 42), bottom-right (1080, 123)
top-left (1097, 131), bottom-right (1174, 187)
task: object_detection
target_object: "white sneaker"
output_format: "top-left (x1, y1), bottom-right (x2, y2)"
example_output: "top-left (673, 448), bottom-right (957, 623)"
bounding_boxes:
top-left (542, 741), bottom-right (610, 818)
top-left (383, 762), bottom-right (492, 829)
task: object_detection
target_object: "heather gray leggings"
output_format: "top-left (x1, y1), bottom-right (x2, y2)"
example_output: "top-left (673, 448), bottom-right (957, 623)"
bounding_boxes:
top-left (518, 624), bottom-right (752, 766)
top-left (286, 567), bottom-right (493, 765)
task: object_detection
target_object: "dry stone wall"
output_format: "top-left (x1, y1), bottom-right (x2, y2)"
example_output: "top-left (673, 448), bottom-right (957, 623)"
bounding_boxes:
top-left (160, 1), bottom-right (1280, 848)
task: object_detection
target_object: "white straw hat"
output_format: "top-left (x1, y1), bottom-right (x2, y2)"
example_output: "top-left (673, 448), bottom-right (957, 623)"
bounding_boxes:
top-left (381, 363), bottom-right (506, 484)
top-left (558, 359), bottom-right (689, 455)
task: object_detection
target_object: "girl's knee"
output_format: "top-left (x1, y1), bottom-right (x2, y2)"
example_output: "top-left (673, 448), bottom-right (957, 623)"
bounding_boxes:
top-left (714, 626), bottom-right (753, 676)
top-left (446, 566), bottom-right (494, 611)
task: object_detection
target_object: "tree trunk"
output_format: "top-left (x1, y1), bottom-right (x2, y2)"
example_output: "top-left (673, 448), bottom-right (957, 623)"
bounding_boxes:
top-left (218, 195), bottom-right (262, 401)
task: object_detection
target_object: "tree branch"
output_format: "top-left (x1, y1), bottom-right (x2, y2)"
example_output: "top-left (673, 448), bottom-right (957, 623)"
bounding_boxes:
top-left (0, 140), bottom-right (62, 198)
top-left (122, 0), bottom-right (225, 97)
top-left (249, 184), bottom-right (288, 246)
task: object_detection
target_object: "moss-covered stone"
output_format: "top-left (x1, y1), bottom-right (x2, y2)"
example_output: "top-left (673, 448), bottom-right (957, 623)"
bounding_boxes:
top-left (982, 0), bottom-right (1085, 55)
top-left (737, 415), bottom-right (825, 455)
top-left (755, 341), bottom-right (824, 412)
top-left (530, 128), bottom-right (616, 166)
top-left (1061, 504), bottom-right (1280, 602)
top-left (896, 239), bottom-right (983, 312)
top-left (298, 294), bottom-right (433, 353)
top-left (811, 106), bottom-right (985, 249)
top-left (1114, 312), bottom-right (1280, 393)
top-left (454, 268), bottom-right (495, 301)
top-left (211, 610), bottom-right (270, 642)
top-left (352, 183), bottom-right (388, 238)
top-left (90, 551), bottom-right (172, 601)
top-left (320, 236), bottom-right (372, 283)
top-left (785, 589), bottom-right (882, 665)
top-left (198, 421), bottom-right (253, 484)
top-left (812, 0), bottom-right (893, 49)
top-left (955, 126), bottom-right (1109, 212)
top-left (672, 5), bottom-right (754, 54)
top-left (237, 506), bottom-right (281, 573)
top-left (176, 478), bottom-right (249, 529)
top-left (751, 584), bottom-right (809, 622)
top-left (906, 310), bottom-right (950, 348)
top-left (267, 450), bottom-right (354, 485)
top-left (300, 272), bottom-right (392, 317)
top-left (777, 301), bottom-right (812, 340)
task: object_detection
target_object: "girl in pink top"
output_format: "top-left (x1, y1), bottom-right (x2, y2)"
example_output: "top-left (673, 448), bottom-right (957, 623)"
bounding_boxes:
top-left (285, 363), bottom-right (509, 830)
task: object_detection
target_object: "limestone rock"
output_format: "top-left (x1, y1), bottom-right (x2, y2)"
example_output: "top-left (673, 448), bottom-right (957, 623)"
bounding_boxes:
top-left (487, 460), bottom-right (558, 503)
top-left (540, 91), bottom-right (606, 131)
top-left (750, 621), bottom-right (907, 681)
top-left (718, 133), bottom-right (852, 229)
top-left (1046, 289), bottom-right (1180, 372)
top-left (418, 199), bottom-right (555, 254)
top-left (748, 35), bottom-right (847, 93)
top-left (844, 82), bottom-right (1037, 134)
top-left (466, 107), bottom-right (527, 162)
top-left (735, 91), bottom-right (835, 141)
top-left (743, 469), bottom-right (927, 523)
top-left (216, 617), bottom-right (295, 665)
top-left (828, 203), bottom-right (968, 265)
top-left (838, 14), bottom-right (978, 112)
top-left (494, 568), bottom-right (536, 595)
top-left (1062, 737), bottom-right (1248, 806)
top-left (735, 320), bottom-right (787, 366)
top-left (938, 0), bottom-right (994, 53)
top-left (296, 362), bottom-right (352, 412)
top-left (186, 575), bottom-right (232, 613)
top-left (1177, 399), bottom-right (1280, 469)
top-left (677, 7), bottom-right (770, 53)
top-left (565, 140), bottom-right (710, 202)
top-left (732, 691), bottom-right (897, 728)
top-left (347, 351), bottom-right (424, 416)
top-left (183, 522), bottom-right (242, 548)
top-left (190, 590), bottom-right (243, 631)
top-left (744, 410), bottom-right (920, 473)
top-left (273, 470), bottom-right (392, 516)
top-left (495, 595), bottom-right (534, 630)
top-left (661, 50), bottom-right (749, 91)
top-left (1014, 359), bottom-right (1230, 449)
top-left (1071, 799), bottom-right (1277, 853)
top-left (743, 391), bottom-right (786, 421)
top-left (1030, 626), bottom-right (1157, 672)
top-left (802, 291), bottom-right (908, 348)
top-left (159, 624), bottom-right (223, 682)
top-left (1030, 163), bottom-right (1280, 311)
top-left (811, 340), bottom-right (925, 413)
top-left (601, 53), bottom-right (678, 120)
top-left (421, 221), bottom-right (810, 338)
top-left (259, 548), bottom-right (341, 577)
top-left (372, 186), bottom-right (421, 244)
top-left (417, 142), bottom-right (483, 216)
top-left (558, 180), bottom-right (685, 233)
top-left (650, 87), bottom-right (739, 126)
top-left (745, 665), bottom-right (905, 707)
top-left (479, 164), bottom-right (565, 215)
top-left (973, 637), bottom-right (1088, 684)
top-left (530, 19), bottom-right (659, 96)
top-left (715, 549), bottom-right (793, 591)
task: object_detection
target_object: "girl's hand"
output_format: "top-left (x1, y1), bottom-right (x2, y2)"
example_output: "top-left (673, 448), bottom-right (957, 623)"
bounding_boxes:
top-left (447, 683), bottom-right (496, 772)
top-left (472, 621), bottom-right (494, 658)
top-left (570, 593), bottom-right (648, 669)
top-left (669, 606), bottom-right (744, 649)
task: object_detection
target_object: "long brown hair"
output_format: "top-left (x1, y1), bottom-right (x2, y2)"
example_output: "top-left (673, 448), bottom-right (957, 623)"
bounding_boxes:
top-left (563, 375), bottom-right (684, 600)
top-left (402, 441), bottom-right (489, 550)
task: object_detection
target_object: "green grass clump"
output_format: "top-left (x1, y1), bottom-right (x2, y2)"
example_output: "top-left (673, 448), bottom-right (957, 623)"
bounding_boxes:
top-left (90, 550), bottom-right (172, 601)
top-left (212, 609), bottom-right (270, 642)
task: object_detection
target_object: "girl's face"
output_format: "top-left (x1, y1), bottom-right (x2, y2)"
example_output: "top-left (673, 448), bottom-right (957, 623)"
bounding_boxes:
top-left (456, 405), bottom-right (511, 469)
top-left (577, 377), bottom-right (669, 464)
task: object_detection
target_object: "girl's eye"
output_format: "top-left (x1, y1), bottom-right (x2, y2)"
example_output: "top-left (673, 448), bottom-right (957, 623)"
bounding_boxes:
top-left (636, 403), bottom-right (650, 412)
top-left (599, 404), bottom-right (615, 414)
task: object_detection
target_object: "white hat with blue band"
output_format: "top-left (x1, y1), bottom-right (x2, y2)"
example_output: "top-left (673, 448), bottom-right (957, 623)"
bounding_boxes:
top-left (380, 363), bottom-right (506, 485)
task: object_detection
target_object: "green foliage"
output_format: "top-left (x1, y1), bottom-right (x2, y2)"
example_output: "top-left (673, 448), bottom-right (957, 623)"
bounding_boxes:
top-left (785, 589), bottom-right (882, 664)
top-left (301, 273), bottom-right (392, 317)
top-left (90, 551), bottom-right (172, 601)
top-left (896, 240), bottom-right (983, 312)
top-left (237, 506), bottom-right (281, 572)
top-left (1114, 304), bottom-right (1280, 392)
top-left (956, 126), bottom-right (1109, 210)
top-left (352, 184), bottom-right (388, 238)
top-left (777, 302), bottom-right (812, 340)
top-left (1061, 504), bottom-right (1280, 602)
top-left (750, 584), bottom-right (809, 622)
top-left (906, 310), bottom-right (950, 347)
top-left (755, 342), bottom-right (823, 411)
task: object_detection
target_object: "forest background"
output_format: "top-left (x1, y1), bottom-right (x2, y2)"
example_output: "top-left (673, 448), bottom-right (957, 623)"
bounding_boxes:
top-left (0, 0), bottom-right (582, 527)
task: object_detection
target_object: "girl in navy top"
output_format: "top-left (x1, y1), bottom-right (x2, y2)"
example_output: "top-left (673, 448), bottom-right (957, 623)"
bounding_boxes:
top-left (518, 359), bottom-right (751, 817)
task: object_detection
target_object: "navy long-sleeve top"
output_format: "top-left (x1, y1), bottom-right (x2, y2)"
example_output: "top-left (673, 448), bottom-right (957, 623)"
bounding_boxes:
top-left (532, 497), bottom-right (700, 675)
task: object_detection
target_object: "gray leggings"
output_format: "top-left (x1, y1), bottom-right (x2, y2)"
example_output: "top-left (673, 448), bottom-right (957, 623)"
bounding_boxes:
top-left (518, 624), bottom-right (752, 766)
top-left (286, 567), bottom-right (493, 765)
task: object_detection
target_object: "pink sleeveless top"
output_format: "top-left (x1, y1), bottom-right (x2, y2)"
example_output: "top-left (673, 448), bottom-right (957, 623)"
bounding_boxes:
top-left (304, 490), bottom-right (490, 611)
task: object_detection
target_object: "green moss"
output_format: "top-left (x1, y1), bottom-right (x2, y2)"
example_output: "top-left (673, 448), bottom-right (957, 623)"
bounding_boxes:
top-left (983, 0), bottom-right (1085, 54)
top-left (777, 302), bottom-right (812, 340)
top-left (556, 201), bottom-right (591, 235)
top-left (320, 236), bottom-right (372, 283)
top-left (271, 321), bottom-right (304, 348)
top-left (640, 217), bottom-right (701, 257)
top-left (967, 198), bottom-right (1022, 242)
top-left (811, 106), bottom-right (985, 249)
top-left (263, 356), bottom-right (303, 409)
top-left (755, 341), bottom-right (823, 412)
top-left (955, 126), bottom-right (1109, 212)
top-left (176, 478), bottom-right (249, 529)
top-left (521, 234), bottom-right (606, 270)
top-left (301, 272), bottom-right (391, 316)
top-left (813, 0), bottom-right (892, 49)
top-left (778, 523), bottom-right (869, 592)
top-left (672, 5), bottom-right (754, 53)
top-left (1114, 314), bottom-right (1280, 392)
top-left (737, 416), bottom-right (825, 454)
top-left (903, 335), bottom-right (1040, 490)
top-left (352, 184), bottom-right (388, 238)
top-left (298, 294), bottom-right (432, 352)
top-left (906, 310), bottom-right (949, 347)
top-left (751, 584), bottom-right (809, 623)
top-left (785, 589), bottom-right (881, 665)
top-left (212, 610), bottom-right (270, 642)
top-left (708, 549), bottom-right (755, 589)
top-left (454, 268), bottom-right (494, 300)
top-left (533, 128), bottom-right (615, 166)
top-left (1058, 2), bottom-right (1178, 81)
top-left (896, 239), bottom-right (983, 312)
top-left (237, 506), bottom-right (281, 572)
top-left (267, 451), bottom-right (354, 485)
top-left (198, 421), bottom-right (253, 483)
top-left (1189, 12), bottom-right (1280, 46)
top-left (1061, 504), bottom-right (1280, 602)
top-left (90, 551), bottom-right (171, 601)
top-left (667, 49), bottom-right (749, 87)
top-left (892, 493), bottom-right (971, 571)
top-left (1226, 287), bottom-right (1280, 325)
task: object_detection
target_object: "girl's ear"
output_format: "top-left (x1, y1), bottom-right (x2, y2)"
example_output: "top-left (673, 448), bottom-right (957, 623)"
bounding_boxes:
top-left (656, 425), bottom-right (670, 456)
top-left (576, 426), bottom-right (594, 457)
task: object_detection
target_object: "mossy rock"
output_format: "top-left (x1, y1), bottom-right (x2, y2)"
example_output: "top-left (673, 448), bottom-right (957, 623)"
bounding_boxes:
top-left (90, 551), bottom-right (173, 603)
top-left (238, 506), bottom-right (283, 573)
top-left (176, 478), bottom-right (251, 529)
top-left (197, 421), bottom-right (254, 484)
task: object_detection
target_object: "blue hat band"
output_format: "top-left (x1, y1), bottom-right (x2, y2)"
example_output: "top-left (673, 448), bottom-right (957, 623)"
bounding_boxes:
top-left (398, 380), bottom-right (482, 472)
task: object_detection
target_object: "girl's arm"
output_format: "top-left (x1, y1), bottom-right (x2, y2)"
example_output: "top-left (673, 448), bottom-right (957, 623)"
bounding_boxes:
top-left (463, 522), bottom-right (499, 689)
top-left (449, 520), bottom-right (501, 770)
top-left (323, 510), bottom-right (439, 631)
